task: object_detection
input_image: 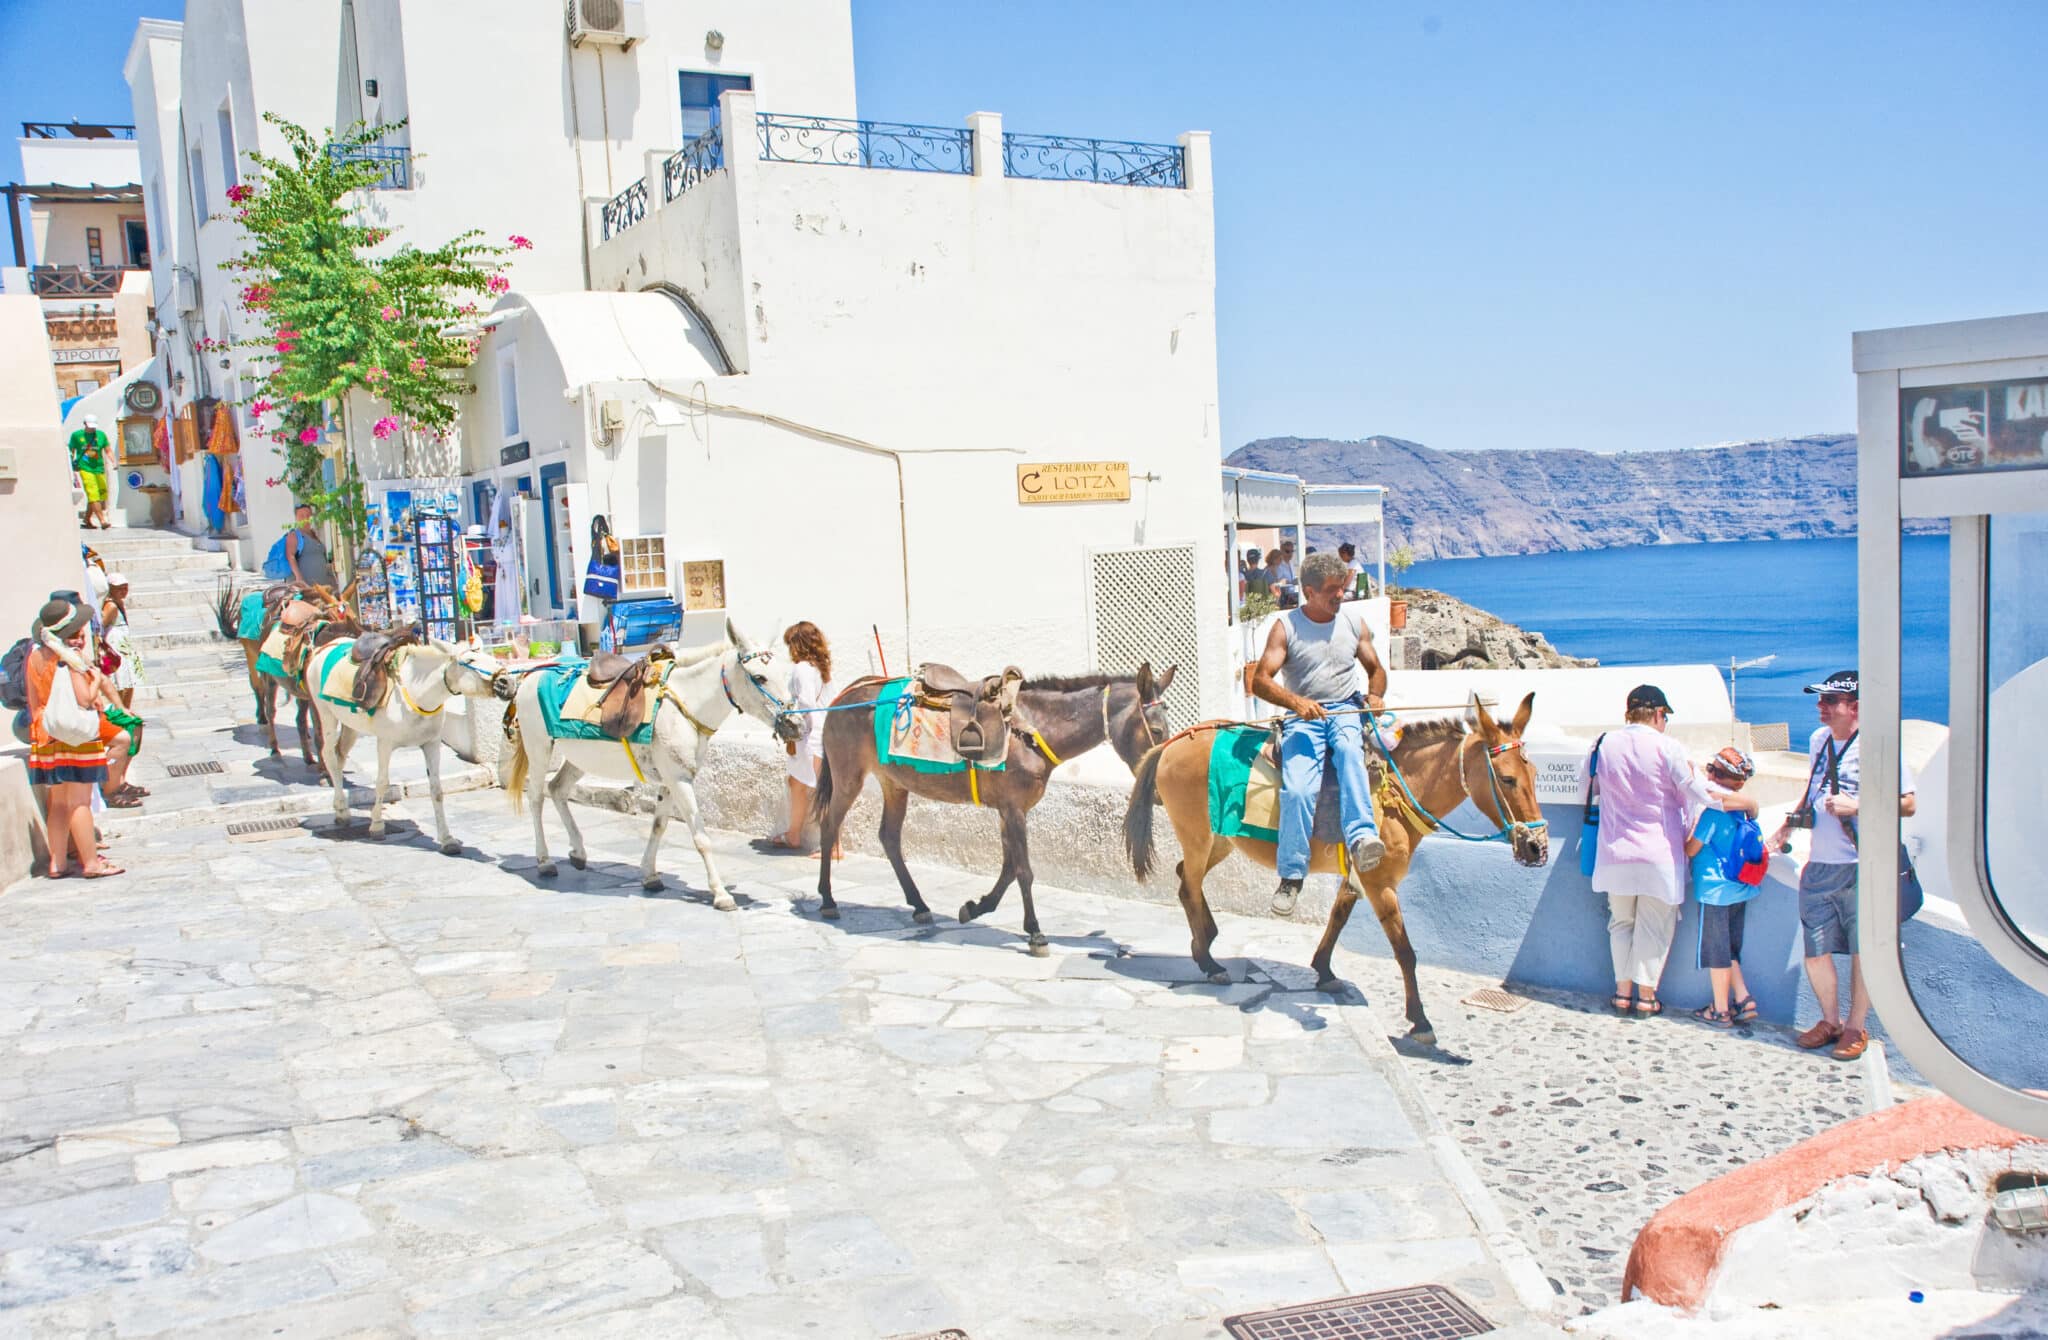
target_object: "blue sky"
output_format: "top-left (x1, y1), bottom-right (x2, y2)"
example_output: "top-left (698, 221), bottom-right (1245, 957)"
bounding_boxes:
top-left (7, 0), bottom-right (2048, 454)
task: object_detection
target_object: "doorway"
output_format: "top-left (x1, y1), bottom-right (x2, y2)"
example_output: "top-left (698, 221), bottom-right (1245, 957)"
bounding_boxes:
top-left (538, 461), bottom-right (567, 612)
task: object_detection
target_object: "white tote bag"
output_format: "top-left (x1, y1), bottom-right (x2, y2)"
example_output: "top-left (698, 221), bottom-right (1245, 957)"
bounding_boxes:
top-left (42, 658), bottom-right (102, 747)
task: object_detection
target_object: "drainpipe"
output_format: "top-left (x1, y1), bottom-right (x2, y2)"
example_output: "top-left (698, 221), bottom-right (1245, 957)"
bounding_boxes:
top-left (6, 185), bottom-right (24, 269)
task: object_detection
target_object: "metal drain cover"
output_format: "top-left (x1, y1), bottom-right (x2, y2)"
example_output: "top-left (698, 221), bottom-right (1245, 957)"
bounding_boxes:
top-left (1224, 1286), bottom-right (1492, 1339)
top-left (884, 1332), bottom-right (968, 1340)
top-left (1459, 986), bottom-right (1531, 1014)
top-left (225, 817), bottom-right (300, 842)
top-left (165, 760), bottom-right (225, 778)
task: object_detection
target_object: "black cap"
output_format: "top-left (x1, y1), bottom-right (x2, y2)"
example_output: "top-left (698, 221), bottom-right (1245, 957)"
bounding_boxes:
top-left (1626, 684), bottom-right (1673, 714)
top-left (1803, 669), bottom-right (1859, 697)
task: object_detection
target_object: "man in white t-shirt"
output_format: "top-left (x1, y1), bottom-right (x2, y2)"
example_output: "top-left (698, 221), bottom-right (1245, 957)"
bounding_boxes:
top-left (1338, 542), bottom-right (1369, 598)
top-left (1769, 670), bottom-right (1917, 1063)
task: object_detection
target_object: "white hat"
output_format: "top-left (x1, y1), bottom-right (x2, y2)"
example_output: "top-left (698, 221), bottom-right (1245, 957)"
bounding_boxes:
top-left (83, 414), bottom-right (99, 426)
top-left (108, 571), bottom-right (128, 587)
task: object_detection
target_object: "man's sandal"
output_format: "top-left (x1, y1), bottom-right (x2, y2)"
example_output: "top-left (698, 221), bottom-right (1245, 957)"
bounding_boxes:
top-left (1693, 1004), bottom-right (1734, 1029)
top-left (1633, 997), bottom-right (1664, 1017)
top-left (1732, 995), bottom-right (1759, 1024)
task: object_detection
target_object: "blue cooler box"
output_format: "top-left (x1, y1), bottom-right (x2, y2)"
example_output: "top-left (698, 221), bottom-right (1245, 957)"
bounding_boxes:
top-left (603, 598), bottom-right (683, 652)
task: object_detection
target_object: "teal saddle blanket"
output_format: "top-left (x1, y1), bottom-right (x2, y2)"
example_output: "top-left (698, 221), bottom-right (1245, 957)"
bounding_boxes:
top-left (871, 678), bottom-right (1006, 775)
top-left (534, 660), bottom-right (656, 745)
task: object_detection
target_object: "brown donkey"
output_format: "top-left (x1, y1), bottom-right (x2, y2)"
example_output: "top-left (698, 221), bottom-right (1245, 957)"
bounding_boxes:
top-left (1123, 693), bottom-right (1549, 1044)
top-left (813, 665), bottom-right (1176, 954)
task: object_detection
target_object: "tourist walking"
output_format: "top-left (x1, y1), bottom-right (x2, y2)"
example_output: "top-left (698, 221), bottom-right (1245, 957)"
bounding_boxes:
top-left (70, 415), bottom-right (111, 530)
top-left (1250, 552), bottom-right (1388, 917)
top-left (1688, 747), bottom-right (1763, 1027)
top-left (1770, 670), bottom-right (1914, 1063)
top-left (1590, 685), bottom-right (1758, 1017)
top-left (769, 621), bottom-right (842, 857)
top-left (286, 504), bottom-right (336, 588)
top-left (24, 600), bottom-right (123, 878)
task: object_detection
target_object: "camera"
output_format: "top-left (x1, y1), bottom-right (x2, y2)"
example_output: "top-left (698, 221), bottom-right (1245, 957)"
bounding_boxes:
top-left (1785, 811), bottom-right (1815, 830)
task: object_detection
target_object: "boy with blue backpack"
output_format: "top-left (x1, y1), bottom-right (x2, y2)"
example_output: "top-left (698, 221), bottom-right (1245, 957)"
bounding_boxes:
top-left (1688, 747), bottom-right (1770, 1027)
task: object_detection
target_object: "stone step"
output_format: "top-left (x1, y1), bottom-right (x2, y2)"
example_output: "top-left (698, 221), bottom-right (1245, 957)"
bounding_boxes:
top-left (128, 627), bottom-right (234, 652)
top-left (95, 761), bottom-right (497, 836)
top-left (82, 534), bottom-right (198, 559)
top-left (107, 552), bottom-right (234, 578)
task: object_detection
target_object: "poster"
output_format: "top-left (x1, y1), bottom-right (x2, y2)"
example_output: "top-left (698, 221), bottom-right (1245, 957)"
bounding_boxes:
top-left (1901, 380), bottom-right (2048, 477)
top-left (680, 559), bottom-right (726, 612)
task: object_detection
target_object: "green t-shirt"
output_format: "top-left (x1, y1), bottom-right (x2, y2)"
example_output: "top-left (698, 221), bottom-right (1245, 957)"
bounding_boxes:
top-left (68, 428), bottom-right (108, 475)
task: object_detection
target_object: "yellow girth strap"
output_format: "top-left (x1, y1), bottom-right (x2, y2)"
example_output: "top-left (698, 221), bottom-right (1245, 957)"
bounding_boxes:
top-left (1376, 775), bottom-right (1434, 835)
top-left (968, 764), bottom-right (982, 808)
top-left (1031, 732), bottom-right (1062, 767)
top-left (393, 653), bottom-right (442, 717)
top-left (621, 737), bottom-right (646, 783)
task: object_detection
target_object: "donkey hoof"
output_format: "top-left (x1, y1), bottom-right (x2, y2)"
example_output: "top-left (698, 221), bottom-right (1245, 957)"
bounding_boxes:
top-left (819, 903), bottom-right (841, 921)
top-left (368, 825), bottom-right (387, 840)
top-left (439, 840), bottom-right (462, 856)
top-left (569, 854), bottom-right (587, 870)
top-left (1316, 976), bottom-right (1345, 996)
top-left (1409, 1027), bottom-right (1437, 1047)
top-left (537, 862), bottom-right (558, 879)
top-left (1206, 968), bottom-right (1232, 986)
top-left (641, 875), bottom-right (664, 892)
top-left (912, 909), bottom-right (933, 925)
top-left (1027, 936), bottom-right (1051, 959)
top-left (712, 893), bottom-right (737, 912)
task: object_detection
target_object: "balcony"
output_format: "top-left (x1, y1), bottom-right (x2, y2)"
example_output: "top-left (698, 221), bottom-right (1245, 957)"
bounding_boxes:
top-left (31, 265), bottom-right (143, 297)
top-left (1001, 133), bottom-right (1185, 189)
top-left (757, 115), bottom-right (973, 175)
top-left (22, 121), bottom-right (135, 140)
top-left (326, 143), bottom-right (412, 191)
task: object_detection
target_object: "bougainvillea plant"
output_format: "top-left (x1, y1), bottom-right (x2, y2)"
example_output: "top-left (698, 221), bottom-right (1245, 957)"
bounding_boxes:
top-left (219, 114), bottom-right (517, 557)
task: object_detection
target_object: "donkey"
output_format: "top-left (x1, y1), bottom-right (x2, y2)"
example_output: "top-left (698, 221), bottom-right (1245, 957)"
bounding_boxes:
top-left (304, 638), bottom-right (503, 853)
top-left (812, 664), bottom-right (1177, 955)
top-left (221, 580), bottom-right (356, 768)
top-left (503, 624), bottom-right (799, 906)
top-left (1123, 693), bottom-right (1549, 1044)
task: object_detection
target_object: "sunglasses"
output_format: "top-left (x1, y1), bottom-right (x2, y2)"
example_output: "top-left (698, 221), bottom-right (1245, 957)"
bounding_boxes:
top-left (1818, 694), bottom-right (1854, 707)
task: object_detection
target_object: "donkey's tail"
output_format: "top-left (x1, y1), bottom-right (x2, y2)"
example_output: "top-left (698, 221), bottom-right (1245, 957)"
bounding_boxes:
top-left (1123, 741), bottom-right (1168, 881)
top-left (504, 710), bottom-right (529, 812)
top-left (814, 749), bottom-right (834, 814)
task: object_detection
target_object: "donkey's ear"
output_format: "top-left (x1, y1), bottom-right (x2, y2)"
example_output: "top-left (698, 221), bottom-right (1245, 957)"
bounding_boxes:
top-left (1154, 664), bottom-right (1178, 695)
top-left (1135, 661), bottom-right (1154, 699)
top-left (1469, 691), bottom-right (1502, 742)
top-left (726, 618), bottom-right (753, 655)
top-left (1511, 691), bottom-right (1535, 737)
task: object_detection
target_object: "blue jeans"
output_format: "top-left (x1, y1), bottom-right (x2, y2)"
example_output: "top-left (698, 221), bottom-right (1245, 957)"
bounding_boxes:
top-left (1277, 700), bottom-right (1378, 880)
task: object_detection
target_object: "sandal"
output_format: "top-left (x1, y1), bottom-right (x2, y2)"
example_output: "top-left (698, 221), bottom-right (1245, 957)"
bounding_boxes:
top-left (1610, 993), bottom-right (1634, 1015)
top-left (1732, 995), bottom-right (1759, 1024)
top-left (78, 863), bottom-right (124, 879)
top-left (105, 793), bottom-right (143, 809)
top-left (115, 783), bottom-right (150, 798)
top-left (1633, 997), bottom-right (1664, 1017)
top-left (1693, 1004), bottom-right (1733, 1029)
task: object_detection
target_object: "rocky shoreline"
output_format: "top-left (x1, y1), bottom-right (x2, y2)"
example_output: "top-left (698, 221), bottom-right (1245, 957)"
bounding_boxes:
top-left (1389, 585), bottom-right (1595, 670)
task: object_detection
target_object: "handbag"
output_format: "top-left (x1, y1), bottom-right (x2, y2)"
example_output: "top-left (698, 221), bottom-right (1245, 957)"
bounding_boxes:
top-left (1578, 732), bottom-right (1606, 878)
top-left (582, 514), bottom-right (622, 601)
top-left (41, 651), bottom-right (102, 746)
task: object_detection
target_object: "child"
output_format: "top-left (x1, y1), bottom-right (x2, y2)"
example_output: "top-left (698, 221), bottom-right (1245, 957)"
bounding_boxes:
top-left (1688, 747), bottom-right (1762, 1027)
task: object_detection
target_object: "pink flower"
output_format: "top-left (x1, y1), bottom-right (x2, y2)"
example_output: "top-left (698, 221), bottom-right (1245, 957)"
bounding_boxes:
top-left (509, 234), bottom-right (532, 250)
top-left (486, 274), bottom-right (510, 294)
top-left (379, 305), bottom-right (398, 321)
top-left (366, 367), bottom-right (387, 382)
top-left (297, 427), bottom-right (319, 445)
top-left (409, 357), bottom-right (426, 373)
top-left (263, 476), bottom-right (281, 488)
top-left (275, 339), bottom-right (297, 353)
top-left (225, 184), bottom-right (252, 204)
top-left (250, 398), bottom-right (274, 416)
top-left (372, 416), bottom-right (399, 440)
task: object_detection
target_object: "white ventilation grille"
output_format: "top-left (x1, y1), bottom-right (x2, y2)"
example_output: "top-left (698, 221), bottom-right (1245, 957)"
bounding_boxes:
top-left (1089, 543), bottom-right (1201, 730)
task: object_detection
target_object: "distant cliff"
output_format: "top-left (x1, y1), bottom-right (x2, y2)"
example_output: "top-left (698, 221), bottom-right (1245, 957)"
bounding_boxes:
top-left (1227, 432), bottom-right (1937, 561)
top-left (1397, 587), bottom-right (1597, 671)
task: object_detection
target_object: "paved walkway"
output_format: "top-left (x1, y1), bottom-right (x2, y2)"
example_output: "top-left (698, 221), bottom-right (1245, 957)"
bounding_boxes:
top-left (3, 779), bottom-right (1548, 1336)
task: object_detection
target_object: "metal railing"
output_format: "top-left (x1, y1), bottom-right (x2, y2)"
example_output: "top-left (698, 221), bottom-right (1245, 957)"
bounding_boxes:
top-left (601, 178), bottom-right (648, 241)
top-left (326, 143), bottom-right (412, 190)
top-left (757, 114), bottom-right (973, 175)
top-left (31, 265), bottom-right (139, 297)
top-left (1002, 133), bottom-right (1185, 189)
top-left (22, 121), bottom-right (135, 140)
top-left (663, 127), bottom-right (724, 202)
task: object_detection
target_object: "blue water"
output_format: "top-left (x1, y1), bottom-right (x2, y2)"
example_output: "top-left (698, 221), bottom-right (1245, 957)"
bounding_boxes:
top-left (1404, 536), bottom-right (1951, 727)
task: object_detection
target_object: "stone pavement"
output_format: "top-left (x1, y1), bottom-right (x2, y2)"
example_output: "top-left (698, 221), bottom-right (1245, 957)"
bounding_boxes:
top-left (0, 785), bottom-right (1553, 1338)
top-left (1387, 963), bottom-right (1930, 1315)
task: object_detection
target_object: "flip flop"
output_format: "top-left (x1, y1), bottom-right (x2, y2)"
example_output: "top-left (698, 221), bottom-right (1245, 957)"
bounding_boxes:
top-left (78, 864), bottom-right (124, 879)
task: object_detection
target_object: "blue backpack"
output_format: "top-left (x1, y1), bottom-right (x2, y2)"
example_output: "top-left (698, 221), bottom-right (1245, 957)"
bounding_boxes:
top-left (262, 532), bottom-right (293, 581)
top-left (1719, 813), bottom-right (1769, 886)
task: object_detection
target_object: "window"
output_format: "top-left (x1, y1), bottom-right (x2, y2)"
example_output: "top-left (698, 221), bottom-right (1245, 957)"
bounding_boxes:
top-left (679, 71), bottom-right (751, 142)
top-left (497, 347), bottom-right (520, 441)
top-left (86, 227), bottom-right (104, 268)
top-left (189, 144), bottom-right (207, 217)
top-left (217, 101), bottom-right (239, 191)
top-left (124, 219), bottom-right (149, 267)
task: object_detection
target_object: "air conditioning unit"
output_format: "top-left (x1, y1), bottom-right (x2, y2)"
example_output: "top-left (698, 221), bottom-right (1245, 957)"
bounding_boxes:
top-left (566, 0), bottom-right (645, 49)
top-left (175, 270), bottom-right (199, 314)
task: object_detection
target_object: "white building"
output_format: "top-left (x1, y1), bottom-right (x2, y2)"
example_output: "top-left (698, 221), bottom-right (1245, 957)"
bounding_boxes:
top-left (130, 1), bottom-right (1233, 719)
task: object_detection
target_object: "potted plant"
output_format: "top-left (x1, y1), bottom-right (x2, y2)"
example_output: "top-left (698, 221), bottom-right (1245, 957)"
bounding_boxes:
top-left (1387, 544), bottom-right (1415, 631)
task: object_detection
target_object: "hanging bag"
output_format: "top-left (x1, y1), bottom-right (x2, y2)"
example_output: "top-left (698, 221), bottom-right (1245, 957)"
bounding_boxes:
top-left (1823, 731), bottom-right (1923, 924)
top-left (1578, 732), bottom-right (1606, 878)
top-left (582, 514), bottom-right (622, 600)
top-left (262, 531), bottom-right (294, 581)
top-left (39, 643), bottom-right (102, 747)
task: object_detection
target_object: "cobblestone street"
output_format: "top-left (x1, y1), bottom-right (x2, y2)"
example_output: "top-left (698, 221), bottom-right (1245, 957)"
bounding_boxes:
top-left (1390, 964), bottom-right (1927, 1314)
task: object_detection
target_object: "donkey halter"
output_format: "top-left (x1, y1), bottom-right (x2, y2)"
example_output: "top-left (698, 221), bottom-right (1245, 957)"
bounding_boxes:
top-left (722, 649), bottom-right (795, 734)
top-left (1456, 731), bottom-right (1547, 839)
top-left (1101, 683), bottom-right (1164, 753)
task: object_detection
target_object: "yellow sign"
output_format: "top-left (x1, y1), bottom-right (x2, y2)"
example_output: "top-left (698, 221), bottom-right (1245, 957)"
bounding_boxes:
top-left (680, 559), bottom-right (726, 612)
top-left (1016, 460), bottom-right (1131, 505)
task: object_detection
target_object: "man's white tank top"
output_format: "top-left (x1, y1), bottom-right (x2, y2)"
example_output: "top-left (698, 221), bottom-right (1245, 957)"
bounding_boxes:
top-left (1280, 606), bottom-right (1363, 704)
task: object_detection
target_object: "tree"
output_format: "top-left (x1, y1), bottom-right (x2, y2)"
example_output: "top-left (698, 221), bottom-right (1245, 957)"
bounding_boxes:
top-left (1388, 543), bottom-right (1416, 593)
top-left (218, 114), bottom-right (523, 567)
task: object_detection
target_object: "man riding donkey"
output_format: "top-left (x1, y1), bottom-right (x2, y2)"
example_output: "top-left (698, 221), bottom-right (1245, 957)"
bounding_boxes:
top-left (1250, 551), bottom-right (1387, 917)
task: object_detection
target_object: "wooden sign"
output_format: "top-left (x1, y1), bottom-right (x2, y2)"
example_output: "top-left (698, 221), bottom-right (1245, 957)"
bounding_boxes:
top-left (680, 559), bottom-right (726, 612)
top-left (1016, 460), bottom-right (1130, 505)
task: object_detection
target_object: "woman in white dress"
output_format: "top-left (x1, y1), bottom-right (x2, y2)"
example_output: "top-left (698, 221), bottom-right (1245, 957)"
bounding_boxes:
top-left (770, 621), bottom-right (842, 856)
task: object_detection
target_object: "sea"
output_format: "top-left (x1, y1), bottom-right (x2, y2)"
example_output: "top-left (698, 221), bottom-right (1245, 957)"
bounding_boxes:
top-left (1403, 536), bottom-right (1951, 729)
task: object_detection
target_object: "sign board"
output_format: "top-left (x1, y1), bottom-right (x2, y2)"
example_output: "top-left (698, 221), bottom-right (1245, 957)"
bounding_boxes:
top-left (52, 347), bottom-right (120, 365)
top-left (1016, 460), bottom-right (1130, 505)
top-left (680, 559), bottom-right (726, 612)
top-left (500, 441), bottom-right (531, 466)
top-left (1902, 379), bottom-right (2048, 477)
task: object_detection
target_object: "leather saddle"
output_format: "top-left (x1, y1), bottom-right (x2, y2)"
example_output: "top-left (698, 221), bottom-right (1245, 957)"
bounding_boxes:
top-left (912, 662), bottom-right (1023, 763)
top-left (588, 650), bottom-right (667, 741)
top-left (1258, 723), bottom-right (1386, 845)
top-left (348, 628), bottom-right (421, 711)
top-left (282, 617), bottom-right (357, 680)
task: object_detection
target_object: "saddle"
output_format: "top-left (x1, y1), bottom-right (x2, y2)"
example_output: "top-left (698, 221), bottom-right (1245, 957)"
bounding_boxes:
top-left (282, 617), bottom-right (356, 680)
top-left (588, 649), bottom-right (668, 741)
top-left (911, 662), bottom-right (1023, 763)
top-left (348, 628), bottom-right (421, 711)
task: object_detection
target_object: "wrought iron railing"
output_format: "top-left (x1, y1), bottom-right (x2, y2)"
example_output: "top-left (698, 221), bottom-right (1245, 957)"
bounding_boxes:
top-left (22, 121), bottom-right (135, 140)
top-left (602, 178), bottom-right (648, 240)
top-left (31, 266), bottom-right (137, 297)
top-left (1002, 133), bottom-right (1185, 188)
top-left (757, 114), bottom-right (973, 175)
top-left (327, 142), bottom-right (412, 190)
top-left (663, 127), bottom-right (724, 202)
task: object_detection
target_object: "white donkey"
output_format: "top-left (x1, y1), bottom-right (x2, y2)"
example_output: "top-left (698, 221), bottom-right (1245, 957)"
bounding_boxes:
top-left (303, 638), bottom-right (504, 854)
top-left (503, 623), bottom-right (798, 907)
